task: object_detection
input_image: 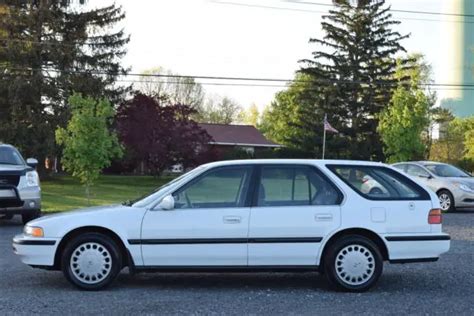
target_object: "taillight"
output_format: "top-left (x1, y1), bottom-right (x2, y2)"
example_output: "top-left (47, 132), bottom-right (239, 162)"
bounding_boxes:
top-left (428, 208), bottom-right (442, 224)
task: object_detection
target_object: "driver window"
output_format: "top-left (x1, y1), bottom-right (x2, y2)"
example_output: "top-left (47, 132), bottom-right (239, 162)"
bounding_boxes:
top-left (406, 165), bottom-right (429, 178)
top-left (173, 167), bottom-right (252, 209)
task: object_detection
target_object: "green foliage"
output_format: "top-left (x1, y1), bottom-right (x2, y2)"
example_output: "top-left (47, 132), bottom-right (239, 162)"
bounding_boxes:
top-left (55, 94), bottom-right (122, 198)
top-left (263, 0), bottom-right (409, 160)
top-left (378, 55), bottom-right (434, 163)
top-left (429, 116), bottom-right (474, 172)
top-left (241, 104), bottom-right (260, 126)
top-left (378, 87), bottom-right (430, 163)
top-left (196, 96), bottom-right (243, 124)
top-left (0, 2), bottom-right (129, 167)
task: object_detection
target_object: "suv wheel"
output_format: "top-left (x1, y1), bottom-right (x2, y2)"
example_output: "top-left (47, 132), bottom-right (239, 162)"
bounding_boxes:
top-left (324, 235), bottom-right (383, 292)
top-left (437, 190), bottom-right (455, 212)
top-left (61, 233), bottom-right (122, 291)
top-left (21, 210), bottom-right (41, 224)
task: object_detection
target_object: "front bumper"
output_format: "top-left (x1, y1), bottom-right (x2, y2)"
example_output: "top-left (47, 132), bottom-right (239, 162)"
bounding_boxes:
top-left (0, 186), bottom-right (41, 214)
top-left (12, 234), bottom-right (60, 266)
top-left (453, 190), bottom-right (474, 208)
top-left (383, 234), bottom-right (451, 261)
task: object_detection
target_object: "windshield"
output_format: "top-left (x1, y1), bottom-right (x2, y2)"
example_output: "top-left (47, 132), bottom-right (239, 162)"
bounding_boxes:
top-left (126, 165), bottom-right (206, 208)
top-left (424, 164), bottom-right (471, 178)
top-left (0, 147), bottom-right (25, 165)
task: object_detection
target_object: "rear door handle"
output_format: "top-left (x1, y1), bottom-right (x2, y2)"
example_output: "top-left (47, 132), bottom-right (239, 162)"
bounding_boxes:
top-left (315, 214), bottom-right (333, 221)
top-left (223, 216), bottom-right (241, 224)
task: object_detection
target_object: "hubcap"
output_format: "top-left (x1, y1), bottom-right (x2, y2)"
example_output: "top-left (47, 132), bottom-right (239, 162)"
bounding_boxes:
top-left (335, 244), bottom-right (375, 286)
top-left (439, 194), bottom-right (451, 211)
top-left (70, 242), bottom-right (112, 284)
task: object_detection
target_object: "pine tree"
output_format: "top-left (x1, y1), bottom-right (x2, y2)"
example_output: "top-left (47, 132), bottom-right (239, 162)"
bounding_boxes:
top-left (0, 0), bottom-right (129, 169)
top-left (296, 0), bottom-right (409, 160)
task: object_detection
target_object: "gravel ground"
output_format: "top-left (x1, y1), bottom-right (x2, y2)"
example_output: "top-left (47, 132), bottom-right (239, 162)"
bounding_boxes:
top-left (0, 212), bottom-right (473, 316)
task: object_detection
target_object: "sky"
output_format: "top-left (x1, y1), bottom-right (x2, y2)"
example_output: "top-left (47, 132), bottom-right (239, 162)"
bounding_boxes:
top-left (92, 0), bottom-right (453, 110)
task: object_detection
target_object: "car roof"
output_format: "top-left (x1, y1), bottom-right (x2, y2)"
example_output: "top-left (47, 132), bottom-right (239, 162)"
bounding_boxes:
top-left (393, 161), bottom-right (446, 166)
top-left (200, 159), bottom-right (386, 169)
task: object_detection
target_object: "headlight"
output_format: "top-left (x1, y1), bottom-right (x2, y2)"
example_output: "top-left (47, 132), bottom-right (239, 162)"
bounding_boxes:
top-left (26, 171), bottom-right (39, 187)
top-left (24, 226), bottom-right (44, 237)
top-left (454, 182), bottom-right (474, 193)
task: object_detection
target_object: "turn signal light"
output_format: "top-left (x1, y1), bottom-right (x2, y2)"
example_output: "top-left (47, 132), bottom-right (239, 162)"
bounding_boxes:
top-left (428, 208), bottom-right (442, 224)
top-left (24, 226), bottom-right (44, 237)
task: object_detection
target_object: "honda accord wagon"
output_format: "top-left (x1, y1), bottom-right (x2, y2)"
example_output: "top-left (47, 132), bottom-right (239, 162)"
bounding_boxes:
top-left (13, 159), bottom-right (450, 292)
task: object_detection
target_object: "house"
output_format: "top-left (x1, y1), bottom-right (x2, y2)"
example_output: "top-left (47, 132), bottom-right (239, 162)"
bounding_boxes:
top-left (198, 123), bottom-right (281, 155)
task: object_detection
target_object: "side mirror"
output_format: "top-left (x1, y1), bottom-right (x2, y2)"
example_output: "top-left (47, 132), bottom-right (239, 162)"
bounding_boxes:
top-left (418, 173), bottom-right (432, 179)
top-left (26, 158), bottom-right (38, 168)
top-left (156, 195), bottom-right (174, 211)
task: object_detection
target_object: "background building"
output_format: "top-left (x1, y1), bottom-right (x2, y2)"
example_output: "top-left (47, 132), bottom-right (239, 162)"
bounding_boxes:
top-left (440, 0), bottom-right (474, 117)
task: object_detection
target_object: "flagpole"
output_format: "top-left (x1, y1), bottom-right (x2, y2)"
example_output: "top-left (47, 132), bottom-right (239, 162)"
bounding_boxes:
top-left (322, 114), bottom-right (326, 160)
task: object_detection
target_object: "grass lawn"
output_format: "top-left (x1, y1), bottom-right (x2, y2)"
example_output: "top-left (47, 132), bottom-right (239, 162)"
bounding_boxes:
top-left (41, 175), bottom-right (175, 213)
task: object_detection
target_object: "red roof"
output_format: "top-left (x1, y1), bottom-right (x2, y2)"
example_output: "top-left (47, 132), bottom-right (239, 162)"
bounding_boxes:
top-left (198, 123), bottom-right (281, 148)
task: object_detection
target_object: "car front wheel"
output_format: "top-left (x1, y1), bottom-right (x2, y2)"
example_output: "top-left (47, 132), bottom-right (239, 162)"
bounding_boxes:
top-left (323, 235), bottom-right (383, 292)
top-left (61, 233), bottom-right (122, 290)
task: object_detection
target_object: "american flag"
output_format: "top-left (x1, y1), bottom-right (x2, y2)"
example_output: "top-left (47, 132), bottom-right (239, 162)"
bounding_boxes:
top-left (324, 115), bottom-right (339, 133)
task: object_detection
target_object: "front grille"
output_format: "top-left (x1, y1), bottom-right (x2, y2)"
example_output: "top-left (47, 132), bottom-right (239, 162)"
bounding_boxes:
top-left (0, 199), bottom-right (23, 208)
top-left (0, 175), bottom-right (20, 186)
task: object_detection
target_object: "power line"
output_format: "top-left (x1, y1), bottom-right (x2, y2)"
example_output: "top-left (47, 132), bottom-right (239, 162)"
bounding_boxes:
top-left (285, 0), bottom-right (474, 18)
top-left (213, 1), bottom-right (474, 24)
top-left (5, 66), bottom-right (474, 88)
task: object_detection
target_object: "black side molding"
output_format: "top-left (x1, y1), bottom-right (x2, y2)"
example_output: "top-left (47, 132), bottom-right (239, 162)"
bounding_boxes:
top-left (128, 237), bottom-right (323, 245)
top-left (13, 240), bottom-right (56, 246)
top-left (133, 265), bottom-right (320, 273)
top-left (390, 258), bottom-right (439, 264)
top-left (385, 235), bottom-right (450, 242)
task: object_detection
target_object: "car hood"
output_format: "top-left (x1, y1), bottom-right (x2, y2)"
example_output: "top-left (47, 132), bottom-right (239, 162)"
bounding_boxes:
top-left (0, 164), bottom-right (29, 172)
top-left (444, 177), bottom-right (474, 184)
top-left (28, 204), bottom-right (131, 226)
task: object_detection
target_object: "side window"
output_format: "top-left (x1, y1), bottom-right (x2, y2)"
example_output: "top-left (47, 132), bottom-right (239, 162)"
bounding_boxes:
top-left (393, 164), bottom-right (406, 172)
top-left (173, 167), bottom-right (252, 209)
top-left (257, 166), bottom-right (341, 207)
top-left (327, 165), bottom-right (429, 200)
top-left (406, 165), bottom-right (430, 178)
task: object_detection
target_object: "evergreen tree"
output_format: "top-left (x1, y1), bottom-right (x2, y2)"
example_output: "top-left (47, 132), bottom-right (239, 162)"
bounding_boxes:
top-left (0, 0), bottom-right (129, 169)
top-left (295, 0), bottom-right (409, 160)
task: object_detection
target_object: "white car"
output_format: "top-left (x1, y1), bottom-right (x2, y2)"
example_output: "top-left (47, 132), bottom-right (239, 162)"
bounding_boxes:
top-left (13, 159), bottom-right (450, 292)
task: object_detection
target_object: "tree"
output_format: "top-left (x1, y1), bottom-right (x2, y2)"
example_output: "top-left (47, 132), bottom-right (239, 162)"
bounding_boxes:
top-left (296, 0), bottom-right (409, 160)
top-left (241, 103), bottom-right (260, 126)
top-left (116, 94), bottom-right (213, 175)
top-left (56, 93), bottom-right (122, 201)
top-left (196, 96), bottom-right (243, 124)
top-left (137, 67), bottom-right (205, 109)
top-left (378, 55), bottom-right (434, 162)
top-left (0, 1), bottom-right (129, 170)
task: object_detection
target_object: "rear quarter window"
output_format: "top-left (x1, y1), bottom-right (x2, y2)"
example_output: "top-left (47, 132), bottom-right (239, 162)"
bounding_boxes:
top-left (326, 164), bottom-right (430, 201)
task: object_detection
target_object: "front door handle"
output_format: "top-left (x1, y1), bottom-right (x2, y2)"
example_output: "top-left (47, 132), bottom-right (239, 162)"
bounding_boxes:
top-left (315, 214), bottom-right (333, 221)
top-left (223, 216), bottom-right (241, 224)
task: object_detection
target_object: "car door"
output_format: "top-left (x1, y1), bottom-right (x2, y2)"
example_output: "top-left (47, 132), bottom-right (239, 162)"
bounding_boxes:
top-left (140, 165), bottom-right (254, 266)
top-left (248, 165), bottom-right (343, 266)
top-left (406, 164), bottom-right (436, 191)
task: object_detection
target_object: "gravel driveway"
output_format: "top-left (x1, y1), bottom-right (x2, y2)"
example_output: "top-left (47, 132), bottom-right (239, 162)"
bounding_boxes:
top-left (0, 212), bottom-right (473, 316)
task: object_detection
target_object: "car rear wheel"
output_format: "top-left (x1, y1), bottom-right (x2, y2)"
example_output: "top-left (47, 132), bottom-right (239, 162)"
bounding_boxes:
top-left (437, 190), bottom-right (455, 212)
top-left (323, 235), bottom-right (383, 292)
top-left (61, 233), bottom-right (122, 291)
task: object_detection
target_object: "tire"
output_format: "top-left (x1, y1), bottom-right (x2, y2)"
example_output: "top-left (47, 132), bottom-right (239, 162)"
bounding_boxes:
top-left (323, 235), bottom-right (383, 292)
top-left (437, 190), bottom-right (455, 213)
top-left (61, 233), bottom-right (122, 291)
top-left (22, 210), bottom-right (41, 225)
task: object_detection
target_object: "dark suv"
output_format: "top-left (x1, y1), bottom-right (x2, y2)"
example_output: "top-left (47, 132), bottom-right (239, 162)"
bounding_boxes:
top-left (0, 144), bottom-right (41, 224)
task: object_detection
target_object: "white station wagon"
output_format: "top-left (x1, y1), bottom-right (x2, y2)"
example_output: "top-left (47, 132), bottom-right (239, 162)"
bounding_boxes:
top-left (13, 160), bottom-right (450, 292)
